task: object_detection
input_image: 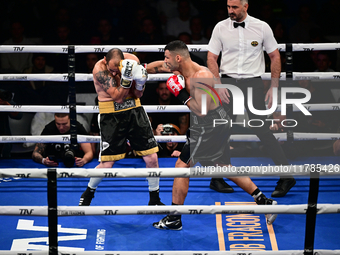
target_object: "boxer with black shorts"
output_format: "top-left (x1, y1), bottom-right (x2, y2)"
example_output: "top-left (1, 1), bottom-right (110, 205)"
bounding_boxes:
top-left (79, 48), bottom-right (163, 206)
top-left (148, 40), bottom-right (278, 230)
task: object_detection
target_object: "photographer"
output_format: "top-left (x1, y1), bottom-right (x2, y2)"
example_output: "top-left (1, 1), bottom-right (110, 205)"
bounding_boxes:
top-left (32, 113), bottom-right (93, 167)
top-left (155, 124), bottom-right (184, 158)
top-left (0, 89), bottom-right (23, 158)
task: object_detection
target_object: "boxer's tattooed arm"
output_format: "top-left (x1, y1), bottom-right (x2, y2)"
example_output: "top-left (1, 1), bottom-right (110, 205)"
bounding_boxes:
top-left (32, 143), bottom-right (46, 163)
top-left (95, 70), bottom-right (118, 92)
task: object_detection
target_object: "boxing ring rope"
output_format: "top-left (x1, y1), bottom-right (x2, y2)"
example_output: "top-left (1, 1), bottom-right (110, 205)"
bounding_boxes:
top-left (1, 103), bottom-right (340, 113)
top-left (1, 132), bottom-right (340, 144)
top-left (1, 43), bottom-right (340, 255)
top-left (1, 165), bottom-right (340, 178)
top-left (0, 204), bottom-right (339, 216)
top-left (1, 42), bottom-right (340, 53)
top-left (1, 71), bottom-right (340, 81)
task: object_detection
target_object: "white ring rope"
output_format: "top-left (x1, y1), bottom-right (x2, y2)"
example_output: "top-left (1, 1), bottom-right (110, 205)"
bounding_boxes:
top-left (1, 43), bottom-right (339, 255)
top-left (0, 73), bottom-right (173, 82)
top-left (1, 72), bottom-right (340, 81)
top-left (1, 165), bottom-right (340, 179)
top-left (0, 250), bottom-right (339, 255)
top-left (0, 42), bottom-right (340, 53)
top-left (0, 204), bottom-right (339, 216)
top-left (1, 103), bottom-right (340, 113)
top-left (0, 105), bottom-right (192, 113)
top-left (1, 133), bottom-right (340, 144)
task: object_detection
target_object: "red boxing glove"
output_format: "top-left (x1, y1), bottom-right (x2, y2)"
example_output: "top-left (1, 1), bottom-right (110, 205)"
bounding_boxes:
top-left (166, 75), bottom-right (191, 105)
top-left (166, 75), bottom-right (185, 96)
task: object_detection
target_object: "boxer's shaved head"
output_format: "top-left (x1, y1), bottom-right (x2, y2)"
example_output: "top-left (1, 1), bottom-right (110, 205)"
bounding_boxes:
top-left (164, 40), bottom-right (190, 58)
top-left (106, 48), bottom-right (124, 63)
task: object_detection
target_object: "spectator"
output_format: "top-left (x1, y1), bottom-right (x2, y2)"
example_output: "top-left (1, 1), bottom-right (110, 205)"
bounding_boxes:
top-left (136, 17), bottom-right (164, 45)
top-left (54, 24), bottom-right (73, 45)
top-left (166, 0), bottom-right (193, 40)
top-left (85, 53), bottom-right (99, 73)
top-left (155, 123), bottom-right (184, 158)
top-left (134, 16), bottom-right (165, 63)
top-left (74, 53), bottom-right (99, 95)
top-left (77, 53), bottom-right (100, 74)
top-left (205, 8), bottom-right (228, 40)
top-left (23, 53), bottom-right (54, 91)
top-left (21, 53), bottom-right (60, 106)
top-left (289, 4), bottom-right (319, 43)
top-left (54, 7), bottom-right (71, 26)
top-left (157, 0), bottom-right (198, 34)
top-left (0, 89), bottom-right (23, 158)
top-left (25, 112), bottom-right (90, 148)
top-left (1, 20), bottom-right (35, 73)
top-left (32, 113), bottom-right (93, 167)
top-left (315, 51), bottom-right (335, 72)
top-left (272, 20), bottom-right (289, 44)
top-left (95, 18), bottom-right (121, 45)
top-left (45, 24), bottom-right (73, 73)
top-left (145, 81), bottom-right (189, 135)
top-left (258, 3), bottom-right (278, 30)
top-left (157, 0), bottom-right (198, 21)
top-left (178, 32), bottom-right (205, 66)
top-left (190, 16), bottom-right (208, 44)
top-left (189, 16), bottom-right (209, 65)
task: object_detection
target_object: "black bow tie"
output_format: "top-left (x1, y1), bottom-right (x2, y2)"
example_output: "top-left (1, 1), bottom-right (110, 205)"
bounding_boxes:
top-left (233, 22), bottom-right (245, 28)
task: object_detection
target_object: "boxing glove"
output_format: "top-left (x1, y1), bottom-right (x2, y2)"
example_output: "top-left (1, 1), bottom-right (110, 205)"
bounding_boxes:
top-left (166, 75), bottom-right (191, 105)
top-left (132, 64), bottom-right (148, 91)
top-left (119, 59), bottom-right (138, 89)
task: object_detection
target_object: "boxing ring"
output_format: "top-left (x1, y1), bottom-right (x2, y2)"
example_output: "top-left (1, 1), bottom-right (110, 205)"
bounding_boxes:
top-left (0, 43), bottom-right (340, 255)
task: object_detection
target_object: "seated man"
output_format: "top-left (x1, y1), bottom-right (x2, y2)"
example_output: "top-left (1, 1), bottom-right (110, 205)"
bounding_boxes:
top-left (155, 123), bottom-right (184, 158)
top-left (144, 81), bottom-right (189, 135)
top-left (32, 113), bottom-right (93, 167)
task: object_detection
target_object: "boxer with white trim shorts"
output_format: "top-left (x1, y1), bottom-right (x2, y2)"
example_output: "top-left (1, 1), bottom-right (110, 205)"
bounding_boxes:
top-left (148, 40), bottom-right (277, 230)
top-left (79, 48), bottom-right (164, 206)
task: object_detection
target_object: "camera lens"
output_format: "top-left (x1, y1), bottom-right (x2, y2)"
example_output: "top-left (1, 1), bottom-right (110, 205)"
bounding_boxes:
top-left (63, 149), bottom-right (75, 168)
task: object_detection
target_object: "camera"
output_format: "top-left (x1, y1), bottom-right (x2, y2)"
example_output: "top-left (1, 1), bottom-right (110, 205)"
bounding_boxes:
top-left (0, 90), bottom-right (13, 102)
top-left (161, 124), bottom-right (180, 135)
top-left (63, 148), bottom-right (75, 168)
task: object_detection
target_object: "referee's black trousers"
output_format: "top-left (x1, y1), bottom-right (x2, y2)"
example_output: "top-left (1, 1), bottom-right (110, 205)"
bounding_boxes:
top-left (222, 76), bottom-right (289, 166)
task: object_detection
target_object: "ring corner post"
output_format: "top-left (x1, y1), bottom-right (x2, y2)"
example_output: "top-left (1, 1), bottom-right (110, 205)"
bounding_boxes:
top-left (68, 45), bottom-right (78, 151)
top-left (47, 168), bottom-right (58, 255)
top-left (303, 170), bottom-right (320, 255)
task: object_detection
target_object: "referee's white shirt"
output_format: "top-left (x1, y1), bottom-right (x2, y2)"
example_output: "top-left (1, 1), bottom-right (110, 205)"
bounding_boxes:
top-left (208, 14), bottom-right (278, 79)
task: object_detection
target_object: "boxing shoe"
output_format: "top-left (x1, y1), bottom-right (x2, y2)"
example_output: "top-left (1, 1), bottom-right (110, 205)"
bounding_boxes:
top-left (263, 198), bottom-right (278, 225)
top-left (153, 215), bottom-right (182, 230)
top-left (79, 187), bottom-right (95, 206)
top-left (148, 189), bottom-right (165, 205)
top-left (254, 193), bottom-right (278, 225)
top-left (271, 178), bottom-right (296, 197)
top-left (210, 178), bottom-right (234, 193)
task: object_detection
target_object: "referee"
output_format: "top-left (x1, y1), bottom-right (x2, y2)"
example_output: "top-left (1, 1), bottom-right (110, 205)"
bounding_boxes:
top-left (207, 0), bottom-right (296, 197)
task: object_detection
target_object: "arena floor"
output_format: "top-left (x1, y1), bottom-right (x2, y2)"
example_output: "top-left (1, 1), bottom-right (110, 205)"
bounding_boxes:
top-left (0, 157), bottom-right (339, 252)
